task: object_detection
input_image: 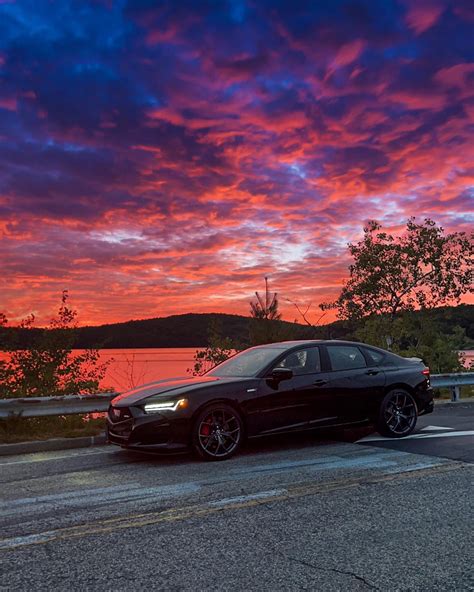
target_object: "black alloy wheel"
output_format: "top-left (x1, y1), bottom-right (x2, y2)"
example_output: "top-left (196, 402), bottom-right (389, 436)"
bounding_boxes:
top-left (192, 404), bottom-right (243, 461)
top-left (376, 389), bottom-right (418, 438)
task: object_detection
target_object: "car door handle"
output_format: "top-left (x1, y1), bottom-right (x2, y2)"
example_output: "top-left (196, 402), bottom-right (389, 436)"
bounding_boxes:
top-left (313, 379), bottom-right (328, 387)
top-left (366, 369), bottom-right (379, 375)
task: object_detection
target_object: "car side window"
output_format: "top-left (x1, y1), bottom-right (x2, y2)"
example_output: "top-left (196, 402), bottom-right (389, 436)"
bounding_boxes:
top-left (327, 346), bottom-right (367, 371)
top-left (275, 347), bottom-right (321, 375)
top-left (364, 348), bottom-right (385, 366)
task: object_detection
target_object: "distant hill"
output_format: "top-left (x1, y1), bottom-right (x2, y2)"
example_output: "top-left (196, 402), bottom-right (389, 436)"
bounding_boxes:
top-left (72, 313), bottom-right (350, 348)
top-left (0, 313), bottom-right (311, 349)
top-left (72, 313), bottom-right (314, 348)
top-left (1, 305), bottom-right (473, 349)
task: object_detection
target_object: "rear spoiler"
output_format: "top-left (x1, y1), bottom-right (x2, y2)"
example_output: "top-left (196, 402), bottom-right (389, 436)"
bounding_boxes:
top-left (405, 356), bottom-right (427, 366)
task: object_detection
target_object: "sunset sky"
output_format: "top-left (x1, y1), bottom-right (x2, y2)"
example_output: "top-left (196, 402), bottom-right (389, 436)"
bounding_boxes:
top-left (1, 0), bottom-right (473, 326)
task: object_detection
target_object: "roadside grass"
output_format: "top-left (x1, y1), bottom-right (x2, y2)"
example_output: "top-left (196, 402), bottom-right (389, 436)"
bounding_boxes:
top-left (0, 414), bottom-right (105, 444)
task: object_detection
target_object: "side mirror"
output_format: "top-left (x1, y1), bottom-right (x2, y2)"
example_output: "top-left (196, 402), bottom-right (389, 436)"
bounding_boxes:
top-left (270, 367), bottom-right (293, 382)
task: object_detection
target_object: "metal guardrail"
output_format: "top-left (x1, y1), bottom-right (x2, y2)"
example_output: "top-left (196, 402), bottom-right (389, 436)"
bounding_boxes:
top-left (0, 373), bottom-right (473, 417)
top-left (431, 373), bottom-right (474, 402)
top-left (0, 393), bottom-right (115, 418)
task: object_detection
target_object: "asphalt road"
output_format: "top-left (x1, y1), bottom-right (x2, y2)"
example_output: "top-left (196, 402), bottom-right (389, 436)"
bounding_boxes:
top-left (0, 404), bottom-right (473, 591)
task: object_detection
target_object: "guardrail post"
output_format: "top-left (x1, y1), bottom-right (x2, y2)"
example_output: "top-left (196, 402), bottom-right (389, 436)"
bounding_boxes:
top-left (450, 385), bottom-right (460, 402)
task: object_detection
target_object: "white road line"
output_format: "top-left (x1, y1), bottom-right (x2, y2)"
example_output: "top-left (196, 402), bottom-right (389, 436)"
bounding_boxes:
top-left (358, 430), bottom-right (474, 443)
top-left (0, 531), bottom-right (57, 550)
top-left (408, 430), bottom-right (474, 439)
top-left (421, 425), bottom-right (454, 432)
top-left (383, 461), bottom-right (443, 474)
top-left (229, 451), bottom-right (402, 475)
top-left (0, 448), bottom-right (114, 466)
top-left (208, 489), bottom-right (288, 506)
top-left (5, 483), bottom-right (144, 506)
top-left (0, 483), bottom-right (201, 518)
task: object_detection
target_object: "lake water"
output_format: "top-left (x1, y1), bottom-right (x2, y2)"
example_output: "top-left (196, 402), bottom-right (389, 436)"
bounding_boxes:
top-left (97, 348), bottom-right (202, 392)
top-left (0, 347), bottom-right (202, 393)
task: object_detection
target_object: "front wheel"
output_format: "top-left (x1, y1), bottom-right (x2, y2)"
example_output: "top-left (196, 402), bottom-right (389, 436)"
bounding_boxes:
top-left (192, 404), bottom-right (243, 461)
top-left (376, 389), bottom-right (418, 438)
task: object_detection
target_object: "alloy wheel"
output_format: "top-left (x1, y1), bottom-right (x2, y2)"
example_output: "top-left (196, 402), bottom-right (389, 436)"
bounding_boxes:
top-left (383, 391), bottom-right (417, 435)
top-left (197, 408), bottom-right (241, 458)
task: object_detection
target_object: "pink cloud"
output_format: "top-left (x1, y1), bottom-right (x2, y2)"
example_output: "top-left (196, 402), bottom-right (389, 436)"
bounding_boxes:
top-left (329, 39), bottom-right (366, 70)
top-left (434, 63), bottom-right (474, 90)
top-left (405, 2), bottom-right (444, 35)
top-left (0, 97), bottom-right (17, 111)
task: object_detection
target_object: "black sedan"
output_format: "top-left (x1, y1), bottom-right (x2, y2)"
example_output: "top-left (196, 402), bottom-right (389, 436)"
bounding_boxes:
top-left (106, 340), bottom-right (434, 461)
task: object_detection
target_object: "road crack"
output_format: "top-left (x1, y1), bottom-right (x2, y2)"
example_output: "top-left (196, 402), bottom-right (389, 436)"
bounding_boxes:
top-left (280, 552), bottom-right (380, 591)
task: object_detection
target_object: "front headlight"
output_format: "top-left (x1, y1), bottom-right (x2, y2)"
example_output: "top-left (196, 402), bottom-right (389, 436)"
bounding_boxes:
top-left (144, 398), bottom-right (188, 413)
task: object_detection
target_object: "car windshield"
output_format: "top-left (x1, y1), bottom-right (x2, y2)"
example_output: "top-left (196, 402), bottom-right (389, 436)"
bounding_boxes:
top-left (206, 347), bottom-right (279, 377)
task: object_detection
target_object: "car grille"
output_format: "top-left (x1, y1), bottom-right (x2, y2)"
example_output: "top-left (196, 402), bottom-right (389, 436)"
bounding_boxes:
top-left (108, 406), bottom-right (132, 423)
top-left (108, 419), bottom-right (133, 440)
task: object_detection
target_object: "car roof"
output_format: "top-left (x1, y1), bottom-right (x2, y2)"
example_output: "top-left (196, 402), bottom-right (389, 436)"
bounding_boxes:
top-left (253, 339), bottom-right (382, 350)
top-left (252, 340), bottom-right (322, 350)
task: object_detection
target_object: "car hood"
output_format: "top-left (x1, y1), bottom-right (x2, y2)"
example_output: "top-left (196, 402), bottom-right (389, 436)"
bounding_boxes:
top-left (111, 375), bottom-right (251, 407)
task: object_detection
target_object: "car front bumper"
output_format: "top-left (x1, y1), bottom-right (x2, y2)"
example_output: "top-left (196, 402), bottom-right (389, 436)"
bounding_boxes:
top-left (106, 406), bottom-right (192, 452)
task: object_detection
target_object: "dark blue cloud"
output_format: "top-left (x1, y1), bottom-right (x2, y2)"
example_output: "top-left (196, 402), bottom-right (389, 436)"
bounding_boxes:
top-left (0, 0), bottom-right (472, 323)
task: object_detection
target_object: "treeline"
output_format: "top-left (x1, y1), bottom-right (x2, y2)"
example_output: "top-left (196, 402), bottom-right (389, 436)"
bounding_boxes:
top-left (0, 312), bottom-right (311, 349)
top-left (1, 305), bottom-right (473, 350)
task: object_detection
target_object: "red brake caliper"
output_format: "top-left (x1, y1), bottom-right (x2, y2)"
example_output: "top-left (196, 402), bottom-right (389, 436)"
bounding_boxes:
top-left (201, 422), bottom-right (210, 436)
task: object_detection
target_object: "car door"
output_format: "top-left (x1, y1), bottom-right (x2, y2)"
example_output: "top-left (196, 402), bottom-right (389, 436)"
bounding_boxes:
top-left (323, 344), bottom-right (386, 421)
top-left (249, 346), bottom-right (328, 435)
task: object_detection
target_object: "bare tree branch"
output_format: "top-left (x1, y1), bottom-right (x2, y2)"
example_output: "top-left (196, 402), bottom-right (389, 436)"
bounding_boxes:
top-left (285, 298), bottom-right (327, 328)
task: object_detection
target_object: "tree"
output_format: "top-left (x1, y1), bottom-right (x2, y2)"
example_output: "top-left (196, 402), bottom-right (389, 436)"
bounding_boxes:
top-left (354, 312), bottom-right (467, 373)
top-left (331, 217), bottom-right (473, 368)
top-left (250, 277), bottom-right (281, 320)
top-left (188, 319), bottom-right (239, 376)
top-left (249, 277), bottom-right (295, 345)
top-left (108, 353), bottom-right (151, 391)
top-left (284, 299), bottom-right (327, 331)
top-left (333, 218), bottom-right (473, 320)
top-left (0, 291), bottom-right (110, 398)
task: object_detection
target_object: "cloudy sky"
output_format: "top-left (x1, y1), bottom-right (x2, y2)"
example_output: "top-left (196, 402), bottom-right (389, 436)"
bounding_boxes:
top-left (1, 0), bottom-right (473, 325)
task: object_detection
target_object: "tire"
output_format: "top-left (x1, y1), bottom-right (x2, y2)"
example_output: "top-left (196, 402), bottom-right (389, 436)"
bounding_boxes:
top-left (376, 389), bottom-right (418, 438)
top-left (192, 403), bottom-right (243, 461)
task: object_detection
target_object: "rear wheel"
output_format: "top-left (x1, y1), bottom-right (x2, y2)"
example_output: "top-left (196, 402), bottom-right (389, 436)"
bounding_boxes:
top-left (376, 389), bottom-right (417, 438)
top-left (192, 404), bottom-right (243, 461)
